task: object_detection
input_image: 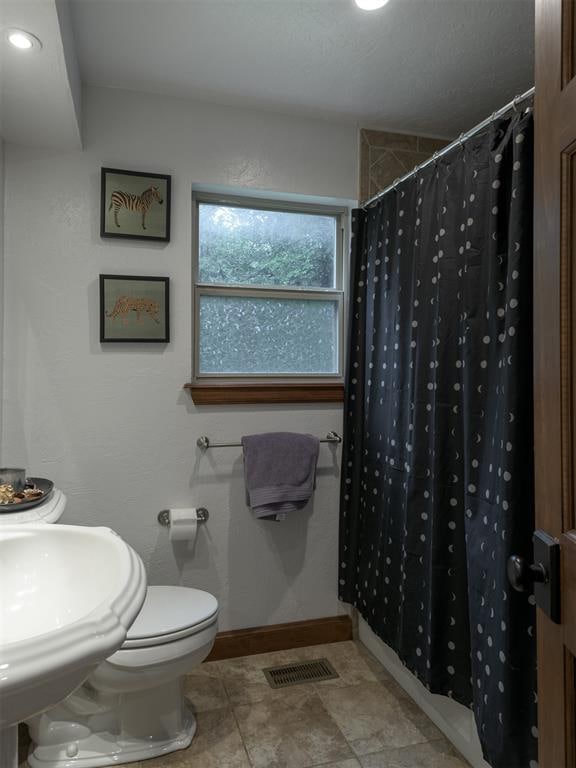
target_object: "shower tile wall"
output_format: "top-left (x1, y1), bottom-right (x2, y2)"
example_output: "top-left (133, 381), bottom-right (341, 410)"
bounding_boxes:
top-left (359, 129), bottom-right (448, 204)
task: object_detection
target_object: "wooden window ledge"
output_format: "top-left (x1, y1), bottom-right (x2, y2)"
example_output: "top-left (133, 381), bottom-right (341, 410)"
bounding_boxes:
top-left (184, 382), bottom-right (344, 405)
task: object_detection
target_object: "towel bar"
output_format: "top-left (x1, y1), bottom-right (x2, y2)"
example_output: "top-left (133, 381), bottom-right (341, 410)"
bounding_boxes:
top-left (196, 431), bottom-right (342, 450)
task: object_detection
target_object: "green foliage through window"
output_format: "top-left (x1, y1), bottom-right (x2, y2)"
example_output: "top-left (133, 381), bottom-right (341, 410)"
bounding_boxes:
top-left (194, 196), bottom-right (344, 378)
top-left (199, 205), bottom-right (336, 288)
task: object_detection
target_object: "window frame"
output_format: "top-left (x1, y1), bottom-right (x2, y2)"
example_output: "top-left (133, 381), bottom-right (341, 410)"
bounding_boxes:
top-left (191, 191), bottom-right (348, 386)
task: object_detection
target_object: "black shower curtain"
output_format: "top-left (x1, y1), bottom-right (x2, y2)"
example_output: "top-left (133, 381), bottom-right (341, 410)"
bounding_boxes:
top-left (339, 111), bottom-right (536, 768)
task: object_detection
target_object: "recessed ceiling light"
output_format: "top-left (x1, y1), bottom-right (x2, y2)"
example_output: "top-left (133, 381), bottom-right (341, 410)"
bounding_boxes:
top-left (355, 0), bottom-right (390, 9)
top-left (5, 29), bottom-right (42, 51)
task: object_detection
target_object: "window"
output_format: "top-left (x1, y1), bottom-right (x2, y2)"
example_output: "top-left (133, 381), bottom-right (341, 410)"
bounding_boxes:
top-left (190, 192), bottom-right (347, 402)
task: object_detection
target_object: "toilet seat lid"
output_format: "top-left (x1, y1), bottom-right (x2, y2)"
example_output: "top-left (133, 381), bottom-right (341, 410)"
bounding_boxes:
top-left (126, 586), bottom-right (218, 643)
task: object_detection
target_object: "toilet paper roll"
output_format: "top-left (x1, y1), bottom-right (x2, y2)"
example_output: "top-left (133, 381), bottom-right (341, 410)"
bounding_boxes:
top-left (168, 508), bottom-right (198, 543)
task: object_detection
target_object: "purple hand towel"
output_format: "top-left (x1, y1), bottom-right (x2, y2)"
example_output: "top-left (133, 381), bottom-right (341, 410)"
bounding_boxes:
top-left (241, 432), bottom-right (320, 521)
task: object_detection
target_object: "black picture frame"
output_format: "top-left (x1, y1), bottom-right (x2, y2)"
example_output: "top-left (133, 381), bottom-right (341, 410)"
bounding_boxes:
top-left (99, 275), bottom-right (170, 343)
top-left (100, 167), bottom-right (171, 242)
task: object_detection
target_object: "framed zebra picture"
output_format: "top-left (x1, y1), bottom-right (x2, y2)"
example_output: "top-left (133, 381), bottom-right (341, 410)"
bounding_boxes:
top-left (99, 275), bottom-right (170, 343)
top-left (100, 168), bottom-right (171, 242)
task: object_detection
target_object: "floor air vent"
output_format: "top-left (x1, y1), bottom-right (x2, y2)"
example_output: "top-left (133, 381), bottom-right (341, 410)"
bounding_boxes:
top-left (263, 658), bottom-right (339, 688)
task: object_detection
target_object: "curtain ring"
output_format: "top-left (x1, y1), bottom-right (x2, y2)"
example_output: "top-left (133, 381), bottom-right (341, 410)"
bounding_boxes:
top-left (458, 133), bottom-right (465, 149)
top-left (432, 152), bottom-right (439, 167)
top-left (490, 111), bottom-right (497, 122)
top-left (512, 95), bottom-right (521, 113)
top-left (393, 178), bottom-right (400, 191)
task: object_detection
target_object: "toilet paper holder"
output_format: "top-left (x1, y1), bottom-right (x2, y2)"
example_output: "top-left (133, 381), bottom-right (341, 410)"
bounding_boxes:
top-left (157, 508), bottom-right (209, 527)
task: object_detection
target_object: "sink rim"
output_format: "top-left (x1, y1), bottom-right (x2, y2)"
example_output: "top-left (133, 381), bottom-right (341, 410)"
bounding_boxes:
top-left (0, 524), bottom-right (147, 697)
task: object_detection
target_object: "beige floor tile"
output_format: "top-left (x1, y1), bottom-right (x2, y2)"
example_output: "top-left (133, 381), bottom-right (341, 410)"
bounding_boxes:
top-left (313, 760), bottom-right (362, 768)
top-left (216, 649), bottom-right (292, 683)
top-left (234, 688), bottom-right (354, 768)
top-left (219, 649), bottom-right (318, 706)
top-left (318, 683), bottom-right (437, 757)
top-left (353, 643), bottom-right (392, 683)
top-left (280, 641), bottom-right (381, 689)
top-left (379, 679), bottom-right (410, 701)
top-left (142, 708), bottom-right (250, 768)
top-left (358, 739), bottom-right (470, 767)
top-left (199, 659), bottom-right (223, 677)
top-left (388, 695), bottom-right (443, 742)
top-left (184, 668), bottom-right (229, 713)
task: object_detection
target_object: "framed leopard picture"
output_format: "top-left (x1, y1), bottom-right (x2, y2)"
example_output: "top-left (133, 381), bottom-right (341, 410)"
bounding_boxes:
top-left (100, 275), bottom-right (170, 343)
top-left (100, 168), bottom-right (171, 242)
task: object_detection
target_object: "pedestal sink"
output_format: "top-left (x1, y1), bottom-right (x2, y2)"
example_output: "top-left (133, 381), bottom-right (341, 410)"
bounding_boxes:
top-left (0, 524), bottom-right (147, 768)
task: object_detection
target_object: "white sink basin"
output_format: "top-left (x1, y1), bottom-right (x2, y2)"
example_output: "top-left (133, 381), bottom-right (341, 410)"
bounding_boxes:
top-left (0, 524), bottom-right (146, 729)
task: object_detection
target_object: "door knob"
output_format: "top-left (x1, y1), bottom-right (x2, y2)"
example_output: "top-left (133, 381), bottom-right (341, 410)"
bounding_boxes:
top-left (507, 555), bottom-right (548, 592)
top-left (506, 531), bottom-right (560, 623)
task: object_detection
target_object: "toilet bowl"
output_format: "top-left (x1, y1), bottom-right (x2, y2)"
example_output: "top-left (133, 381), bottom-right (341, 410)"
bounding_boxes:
top-left (27, 586), bottom-right (219, 768)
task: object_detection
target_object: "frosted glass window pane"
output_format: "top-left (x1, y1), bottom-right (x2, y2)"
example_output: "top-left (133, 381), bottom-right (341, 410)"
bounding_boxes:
top-left (198, 204), bottom-right (336, 288)
top-left (199, 295), bottom-right (339, 374)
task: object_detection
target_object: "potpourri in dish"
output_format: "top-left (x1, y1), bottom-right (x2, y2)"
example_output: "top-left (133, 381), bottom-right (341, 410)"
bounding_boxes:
top-left (0, 482), bottom-right (44, 505)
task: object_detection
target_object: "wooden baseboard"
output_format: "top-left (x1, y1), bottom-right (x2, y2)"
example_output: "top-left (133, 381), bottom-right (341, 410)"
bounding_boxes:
top-left (206, 615), bottom-right (353, 662)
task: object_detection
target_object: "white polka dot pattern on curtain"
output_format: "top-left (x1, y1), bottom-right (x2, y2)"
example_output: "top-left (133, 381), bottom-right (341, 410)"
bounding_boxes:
top-left (339, 111), bottom-right (536, 768)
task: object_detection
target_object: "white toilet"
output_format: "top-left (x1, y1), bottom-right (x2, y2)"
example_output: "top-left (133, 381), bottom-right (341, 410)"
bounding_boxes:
top-left (6, 488), bottom-right (219, 768)
top-left (27, 585), bottom-right (218, 768)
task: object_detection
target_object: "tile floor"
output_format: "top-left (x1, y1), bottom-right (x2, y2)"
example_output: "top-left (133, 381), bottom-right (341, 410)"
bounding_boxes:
top-left (20, 641), bottom-right (471, 768)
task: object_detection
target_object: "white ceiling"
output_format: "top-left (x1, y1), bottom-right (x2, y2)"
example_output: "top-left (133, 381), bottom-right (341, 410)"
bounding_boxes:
top-left (0, 0), bottom-right (534, 148)
top-left (0, 0), bottom-right (82, 148)
top-left (70, 0), bottom-right (535, 139)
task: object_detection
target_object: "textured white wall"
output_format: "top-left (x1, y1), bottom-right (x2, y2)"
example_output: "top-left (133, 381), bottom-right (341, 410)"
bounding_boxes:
top-left (0, 137), bottom-right (4, 439)
top-left (2, 86), bottom-right (357, 631)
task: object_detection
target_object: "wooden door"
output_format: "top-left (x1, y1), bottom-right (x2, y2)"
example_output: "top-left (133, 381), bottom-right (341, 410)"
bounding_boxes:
top-left (535, 0), bottom-right (576, 764)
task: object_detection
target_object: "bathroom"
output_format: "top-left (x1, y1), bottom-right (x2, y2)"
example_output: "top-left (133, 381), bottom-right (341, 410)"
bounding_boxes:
top-left (0, 0), bottom-right (570, 767)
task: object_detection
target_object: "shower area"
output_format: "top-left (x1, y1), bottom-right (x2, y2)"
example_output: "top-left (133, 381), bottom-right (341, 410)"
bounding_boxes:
top-left (339, 92), bottom-right (536, 768)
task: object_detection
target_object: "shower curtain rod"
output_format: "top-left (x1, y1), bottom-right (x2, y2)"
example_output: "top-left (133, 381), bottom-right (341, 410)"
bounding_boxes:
top-left (362, 86), bottom-right (535, 210)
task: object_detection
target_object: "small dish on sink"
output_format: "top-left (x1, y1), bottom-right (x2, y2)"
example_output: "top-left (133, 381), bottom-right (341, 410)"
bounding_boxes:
top-left (0, 478), bottom-right (54, 513)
